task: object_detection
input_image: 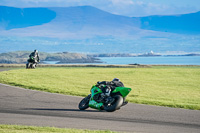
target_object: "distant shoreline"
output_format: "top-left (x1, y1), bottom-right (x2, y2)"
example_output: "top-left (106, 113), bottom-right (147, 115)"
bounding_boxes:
top-left (1, 51), bottom-right (200, 65)
top-left (0, 64), bottom-right (199, 68)
top-left (90, 53), bottom-right (200, 57)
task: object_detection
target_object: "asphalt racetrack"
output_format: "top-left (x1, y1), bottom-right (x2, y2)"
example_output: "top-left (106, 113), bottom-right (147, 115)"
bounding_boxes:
top-left (0, 83), bottom-right (200, 133)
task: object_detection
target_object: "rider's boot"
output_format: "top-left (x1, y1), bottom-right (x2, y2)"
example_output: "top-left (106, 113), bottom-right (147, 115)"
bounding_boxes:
top-left (122, 101), bottom-right (128, 106)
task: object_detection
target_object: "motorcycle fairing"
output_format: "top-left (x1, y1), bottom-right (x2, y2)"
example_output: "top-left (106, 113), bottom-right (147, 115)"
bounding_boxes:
top-left (89, 85), bottom-right (104, 110)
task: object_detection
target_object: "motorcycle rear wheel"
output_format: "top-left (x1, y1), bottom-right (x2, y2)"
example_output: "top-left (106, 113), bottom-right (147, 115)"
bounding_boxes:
top-left (104, 95), bottom-right (123, 112)
top-left (78, 95), bottom-right (90, 110)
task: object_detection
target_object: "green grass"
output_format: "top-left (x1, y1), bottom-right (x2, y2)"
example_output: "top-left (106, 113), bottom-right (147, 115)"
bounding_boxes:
top-left (0, 66), bottom-right (200, 110)
top-left (0, 125), bottom-right (117, 133)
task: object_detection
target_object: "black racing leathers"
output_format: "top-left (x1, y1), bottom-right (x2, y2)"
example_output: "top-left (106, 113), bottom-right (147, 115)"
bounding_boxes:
top-left (28, 52), bottom-right (40, 63)
top-left (97, 81), bottom-right (124, 93)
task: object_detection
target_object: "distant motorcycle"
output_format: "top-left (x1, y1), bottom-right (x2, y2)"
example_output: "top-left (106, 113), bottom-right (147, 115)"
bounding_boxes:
top-left (78, 84), bottom-right (131, 112)
top-left (26, 56), bottom-right (38, 69)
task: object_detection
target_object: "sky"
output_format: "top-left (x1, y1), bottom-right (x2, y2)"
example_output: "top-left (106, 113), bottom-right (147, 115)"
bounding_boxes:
top-left (0, 0), bottom-right (200, 17)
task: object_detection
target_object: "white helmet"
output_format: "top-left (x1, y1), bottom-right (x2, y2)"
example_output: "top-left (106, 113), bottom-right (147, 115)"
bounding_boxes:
top-left (34, 49), bottom-right (38, 53)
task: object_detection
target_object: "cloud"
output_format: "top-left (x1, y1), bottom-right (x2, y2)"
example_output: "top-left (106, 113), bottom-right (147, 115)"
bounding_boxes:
top-left (0, 0), bottom-right (199, 17)
top-left (111, 0), bottom-right (134, 5)
top-left (99, 0), bottom-right (199, 17)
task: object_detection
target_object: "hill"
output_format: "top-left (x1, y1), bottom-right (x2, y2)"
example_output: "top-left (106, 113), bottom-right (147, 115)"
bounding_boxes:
top-left (0, 51), bottom-right (100, 64)
top-left (0, 6), bottom-right (199, 53)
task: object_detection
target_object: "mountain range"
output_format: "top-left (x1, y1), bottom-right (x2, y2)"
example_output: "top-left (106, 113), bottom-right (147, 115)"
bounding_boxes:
top-left (0, 5), bottom-right (199, 53)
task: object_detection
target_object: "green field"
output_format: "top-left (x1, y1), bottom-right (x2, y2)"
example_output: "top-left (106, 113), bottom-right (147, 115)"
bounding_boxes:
top-left (0, 125), bottom-right (117, 133)
top-left (0, 66), bottom-right (200, 110)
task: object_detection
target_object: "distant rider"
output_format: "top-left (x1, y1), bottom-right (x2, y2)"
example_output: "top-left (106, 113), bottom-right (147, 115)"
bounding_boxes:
top-left (28, 49), bottom-right (40, 64)
top-left (97, 78), bottom-right (128, 105)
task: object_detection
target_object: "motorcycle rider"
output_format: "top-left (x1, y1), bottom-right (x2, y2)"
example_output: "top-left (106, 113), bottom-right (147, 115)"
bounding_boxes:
top-left (97, 78), bottom-right (128, 105)
top-left (28, 49), bottom-right (40, 64)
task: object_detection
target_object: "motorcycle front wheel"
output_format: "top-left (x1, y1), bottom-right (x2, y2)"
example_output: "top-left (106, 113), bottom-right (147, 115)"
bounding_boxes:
top-left (78, 95), bottom-right (91, 110)
top-left (26, 63), bottom-right (30, 69)
top-left (104, 95), bottom-right (123, 112)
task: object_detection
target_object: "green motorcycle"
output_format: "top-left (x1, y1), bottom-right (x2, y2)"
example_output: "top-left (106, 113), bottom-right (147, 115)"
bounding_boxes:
top-left (78, 84), bottom-right (131, 112)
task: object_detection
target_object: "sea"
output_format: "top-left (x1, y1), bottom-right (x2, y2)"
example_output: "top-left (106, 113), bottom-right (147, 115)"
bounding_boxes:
top-left (98, 56), bottom-right (200, 65)
top-left (43, 56), bottom-right (200, 65)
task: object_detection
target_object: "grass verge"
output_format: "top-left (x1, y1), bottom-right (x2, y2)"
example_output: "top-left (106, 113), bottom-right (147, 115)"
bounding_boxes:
top-left (0, 124), bottom-right (117, 133)
top-left (0, 66), bottom-right (199, 110)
